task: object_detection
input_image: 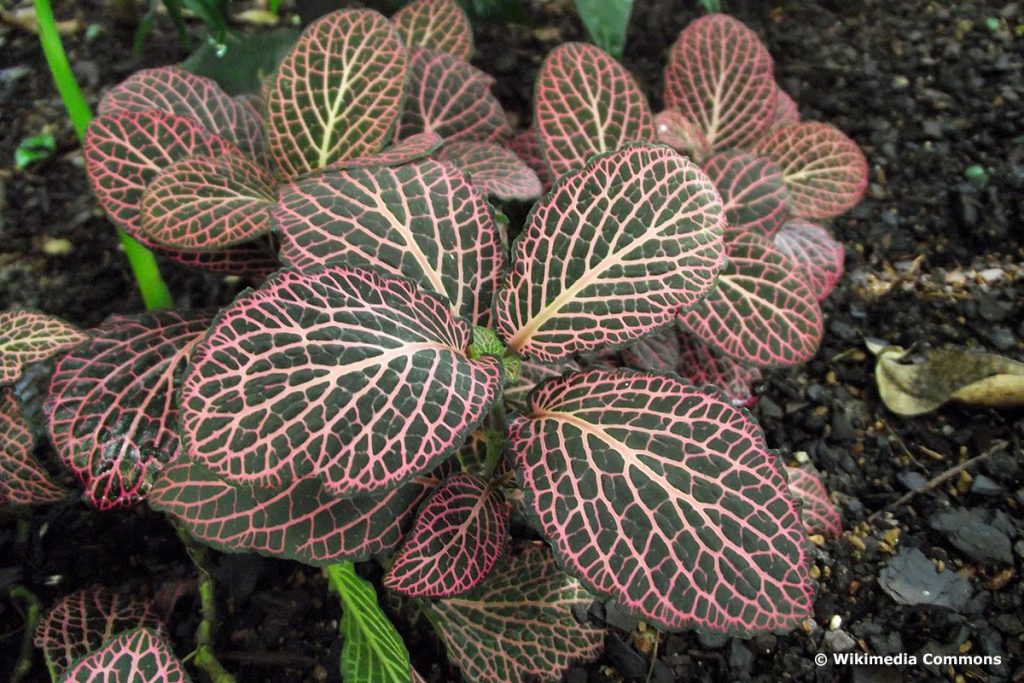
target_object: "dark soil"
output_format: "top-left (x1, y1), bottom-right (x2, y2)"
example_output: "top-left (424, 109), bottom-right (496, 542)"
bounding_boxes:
top-left (2, 1), bottom-right (1023, 682)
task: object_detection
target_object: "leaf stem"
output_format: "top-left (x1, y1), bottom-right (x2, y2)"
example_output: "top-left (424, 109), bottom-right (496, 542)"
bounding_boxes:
top-left (8, 586), bottom-right (42, 683)
top-left (174, 524), bottom-right (236, 683)
top-left (33, 0), bottom-right (173, 311)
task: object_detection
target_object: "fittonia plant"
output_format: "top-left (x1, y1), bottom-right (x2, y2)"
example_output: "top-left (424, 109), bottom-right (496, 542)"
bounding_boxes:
top-left (1, 3), bottom-right (860, 682)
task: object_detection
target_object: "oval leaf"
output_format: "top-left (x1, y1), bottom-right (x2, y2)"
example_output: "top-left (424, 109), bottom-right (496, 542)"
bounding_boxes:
top-left (333, 131), bottom-right (443, 170)
top-left (150, 461), bottom-right (437, 564)
top-left (47, 310), bottom-right (214, 509)
top-left (702, 150), bottom-right (789, 239)
top-left (179, 266), bottom-right (503, 496)
top-left (495, 144), bottom-right (725, 362)
top-left (385, 474), bottom-right (508, 597)
top-left (0, 311), bottom-right (86, 385)
top-left (160, 239), bottom-right (280, 278)
top-left (508, 129), bottom-right (554, 191)
top-left (664, 14), bottom-right (776, 151)
top-left (675, 328), bottom-right (761, 406)
top-left (57, 628), bottom-right (190, 683)
top-left (429, 544), bottom-right (604, 683)
top-left (98, 65), bottom-right (269, 168)
top-left (621, 326), bottom-right (681, 373)
top-left (140, 155), bottom-right (277, 251)
top-left (654, 109), bottom-right (710, 161)
top-left (267, 9), bottom-right (408, 176)
top-left (750, 121), bottom-right (868, 219)
top-left (393, 0), bottom-right (473, 60)
top-left (787, 466), bottom-right (842, 538)
top-left (678, 234), bottom-right (824, 368)
top-left (35, 587), bottom-right (163, 676)
top-left (535, 42), bottom-right (654, 179)
top-left (1, 388), bottom-right (67, 506)
top-left (437, 141), bottom-right (542, 201)
top-left (83, 109), bottom-right (238, 240)
top-left (399, 47), bottom-right (511, 144)
top-left (275, 160), bottom-right (504, 325)
top-left (773, 219), bottom-right (844, 301)
top-left (509, 368), bottom-right (813, 634)
top-left (774, 87), bottom-right (800, 128)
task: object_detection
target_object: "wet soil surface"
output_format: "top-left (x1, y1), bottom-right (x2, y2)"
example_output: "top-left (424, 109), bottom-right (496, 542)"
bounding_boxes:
top-left (2, 0), bottom-right (1023, 681)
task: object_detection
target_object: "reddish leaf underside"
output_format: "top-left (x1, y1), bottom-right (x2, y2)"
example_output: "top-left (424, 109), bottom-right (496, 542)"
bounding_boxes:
top-left (47, 310), bottom-right (213, 509)
top-left (267, 9), bottom-right (408, 177)
top-left (57, 627), bottom-right (191, 683)
top-left (83, 109), bottom-right (238, 241)
top-left (35, 587), bottom-right (163, 675)
top-left (774, 87), bottom-right (800, 127)
top-left (429, 544), bottom-right (604, 683)
top-left (773, 219), bottom-right (845, 301)
top-left (140, 155), bottom-right (277, 251)
top-left (534, 42), bottom-right (654, 180)
top-left (510, 368), bottom-right (813, 634)
top-left (702, 150), bottom-right (789, 239)
top-left (385, 474), bottom-right (508, 597)
top-left (0, 389), bottom-right (67, 506)
top-left (621, 326), bottom-right (681, 373)
top-left (508, 129), bottom-right (554, 191)
top-left (393, 0), bottom-right (473, 60)
top-left (663, 14), bottom-right (776, 151)
top-left (494, 144), bottom-right (725, 362)
top-left (654, 109), bottom-right (710, 161)
top-left (751, 122), bottom-right (868, 219)
top-left (787, 466), bottom-right (842, 538)
top-left (0, 311), bottom-right (86, 385)
top-left (675, 328), bottom-right (762, 406)
top-left (179, 266), bottom-right (503, 497)
top-left (399, 47), bottom-right (511, 144)
top-left (333, 131), bottom-right (444, 170)
top-left (98, 65), bottom-right (269, 169)
top-left (156, 239), bottom-right (281, 278)
top-left (149, 461), bottom-right (438, 564)
top-left (677, 234), bottom-right (824, 368)
top-left (274, 160), bottom-right (504, 325)
top-left (436, 141), bottom-right (543, 201)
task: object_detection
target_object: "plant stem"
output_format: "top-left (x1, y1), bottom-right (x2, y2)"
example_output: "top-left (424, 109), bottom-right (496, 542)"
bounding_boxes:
top-left (8, 586), bottom-right (42, 683)
top-left (175, 524), bottom-right (236, 683)
top-left (33, 0), bottom-right (174, 311)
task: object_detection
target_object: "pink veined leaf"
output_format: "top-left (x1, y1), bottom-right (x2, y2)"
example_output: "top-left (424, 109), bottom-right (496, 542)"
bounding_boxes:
top-left (774, 87), bottom-right (800, 128)
top-left (47, 309), bottom-right (214, 510)
top-left (140, 155), bottom-right (278, 251)
top-left (678, 234), bottom-right (823, 368)
top-left (35, 587), bottom-right (163, 675)
top-left (773, 219), bottom-right (845, 301)
top-left (98, 65), bottom-right (270, 169)
top-left (654, 109), bottom-right (711, 161)
top-left (0, 388), bottom-right (67, 506)
top-left (429, 544), bottom-right (604, 683)
top-left (750, 121), bottom-right (868, 219)
top-left (83, 109), bottom-right (238, 241)
top-left (332, 131), bottom-right (444, 170)
top-left (786, 466), bottom-right (842, 538)
top-left (505, 357), bottom-right (581, 410)
top-left (508, 129), bottom-right (554, 191)
top-left (621, 325), bottom-right (681, 373)
top-left (702, 150), bottom-right (790, 240)
top-left (274, 160), bottom-right (504, 325)
top-left (436, 141), bottom-right (543, 201)
top-left (664, 14), bottom-right (776, 151)
top-left (675, 328), bottom-right (761, 406)
top-left (534, 42), bottom-right (655, 179)
top-left (393, 0), bottom-right (473, 60)
top-left (179, 266), bottom-right (503, 497)
top-left (494, 143), bottom-right (725, 362)
top-left (509, 368), bottom-right (813, 634)
top-left (267, 9), bottom-right (408, 177)
top-left (384, 474), bottom-right (508, 597)
top-left (149, 461), bottom-right (438, 565)
top-left (0, 311), bottom-right (86, 385)
top-left (399, 47), bottom-right (511, 144)
top-left (56, 627), bottom-right (191, 683)
top-left (158, 237), bottom-right (280, 278)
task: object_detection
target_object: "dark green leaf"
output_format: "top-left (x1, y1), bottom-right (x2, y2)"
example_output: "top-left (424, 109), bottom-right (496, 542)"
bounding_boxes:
top-left (573, 0), bottom-right (632, 60)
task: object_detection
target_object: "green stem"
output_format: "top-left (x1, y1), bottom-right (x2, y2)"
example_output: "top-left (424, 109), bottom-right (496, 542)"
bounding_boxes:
top-left (175, 525), bottom-right (236, 683)
top-left (8, 586), bottom-right (42, 683)
top-left (34, 0), bottom-right (173, 311)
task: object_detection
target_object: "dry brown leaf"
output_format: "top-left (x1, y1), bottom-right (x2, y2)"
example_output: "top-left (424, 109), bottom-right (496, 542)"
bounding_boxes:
top-left (869, 342), bottom-right (1024, 416)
